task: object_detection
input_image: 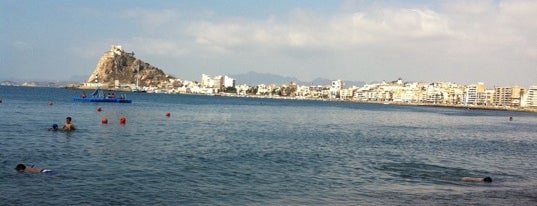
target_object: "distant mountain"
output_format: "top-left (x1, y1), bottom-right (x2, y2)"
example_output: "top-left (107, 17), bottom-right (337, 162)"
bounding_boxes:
top-left (0, 80), bottom-right (80, 87)
top-left (232, 71), bottom-right (302, 86)
top-left (231, 71), bottom-right (365, 87)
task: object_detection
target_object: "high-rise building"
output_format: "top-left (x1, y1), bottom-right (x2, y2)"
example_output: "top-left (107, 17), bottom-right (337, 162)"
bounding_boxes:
top-left (463, 82), bottom-right (487, 105)
top-left (493, 86), bottom-right (525, 106)
top-left (223, 75), bottom-right (235, 88)
top-left (525, 86), bottom-right (537, 107)
top-left (200, 74), bottom-right (211, 88)
top-left (329, 80), bottom-right (344, 99)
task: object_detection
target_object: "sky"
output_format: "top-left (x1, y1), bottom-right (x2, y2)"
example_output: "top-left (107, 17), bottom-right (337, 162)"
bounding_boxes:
top-left (1, 0), bottom-right (536, 86)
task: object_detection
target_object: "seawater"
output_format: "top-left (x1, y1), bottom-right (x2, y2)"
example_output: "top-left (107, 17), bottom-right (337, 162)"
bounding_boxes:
top-left (1, 86), bottom-right (536, 205)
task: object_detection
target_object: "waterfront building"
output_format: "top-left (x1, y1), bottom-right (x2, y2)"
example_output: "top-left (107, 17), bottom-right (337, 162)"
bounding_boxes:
top-left (296, 85), bottom-right (311, 97)
top-left (256, 84), bottom-right (272, 96)
top-left (524, 86), bottom-right (537, 107)
top-left (353, 87), bottom-right (367, 101)
top-left (425, 84), bottom-right (443, 104)
top-left (493, 86), bottom-right (525, 106)
top-left (213, 76), bottom-right (223, 91)
top-left (329, 80), bottom-right (344, 99)
top-left (463, 82), bottom-right (487, 105)
top-left (223, 76), bottom-right (235, 88)
top-left (200, 74), bottom-right (235, 93)
top-left (485, 89), bottom-right (494, 105)
top-left (200, 74), bottom-right (211, 88)
top-left (235, 84), bottom-right (249, 95)
top-left (340, 88), bottom-right (356, 100)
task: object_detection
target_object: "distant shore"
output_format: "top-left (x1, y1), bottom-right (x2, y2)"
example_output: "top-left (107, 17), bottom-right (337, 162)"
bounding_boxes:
top-left (60, 85), bottom-right (537, 113)
top-left (215, 93), bottom-right (537, 113)
top-left (373, 101), bottom-right (537, 113)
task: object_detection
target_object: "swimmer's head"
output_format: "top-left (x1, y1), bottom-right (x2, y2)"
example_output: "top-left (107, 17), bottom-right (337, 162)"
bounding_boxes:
top-left (66, 117), bottom-right (72, 121)
top-left (15, 164), bottom-right (26, 172)
top-left (52, 124), bottom-right (58, 129)
top-left (483, 177), bottom-right (492, 183)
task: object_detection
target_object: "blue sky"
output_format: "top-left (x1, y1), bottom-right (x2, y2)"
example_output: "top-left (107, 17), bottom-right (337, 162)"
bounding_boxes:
top-left (2, 0), bottom-right (536, 86)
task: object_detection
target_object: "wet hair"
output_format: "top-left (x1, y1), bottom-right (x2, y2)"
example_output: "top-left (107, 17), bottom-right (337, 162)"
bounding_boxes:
top-left (52, 124), bottom-right (58, 129)
top-left (66, 117), bottom-right (72, 121)
top-left (15, 164), bottom-right (26, 171)
top-left (483, 177), bottom-right (492, 183)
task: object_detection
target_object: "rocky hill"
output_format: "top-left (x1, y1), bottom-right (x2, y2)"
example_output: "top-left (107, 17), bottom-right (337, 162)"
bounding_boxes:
top-left (87, 45), bottom-right (172, 88)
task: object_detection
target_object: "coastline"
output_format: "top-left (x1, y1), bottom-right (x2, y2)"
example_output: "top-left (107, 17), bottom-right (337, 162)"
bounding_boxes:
top-left (212, 93), bottom-right (537, 113)
top-left (8, 84), bottom-right (537, 114)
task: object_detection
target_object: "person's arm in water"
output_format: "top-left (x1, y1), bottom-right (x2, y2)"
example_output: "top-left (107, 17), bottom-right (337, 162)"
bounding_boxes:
top-left (462, 177), bottom-right (492, 183)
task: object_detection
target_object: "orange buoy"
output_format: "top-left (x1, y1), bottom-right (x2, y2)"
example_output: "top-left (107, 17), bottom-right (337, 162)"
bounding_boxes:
top-left (119, 117), bottom-right (126, 124)
top-left (165, 112), bottom-right (171, 117)
top-left (97, 107), bottom-right (102, 112)
top-left (101, 117), bottom-right (108, 124)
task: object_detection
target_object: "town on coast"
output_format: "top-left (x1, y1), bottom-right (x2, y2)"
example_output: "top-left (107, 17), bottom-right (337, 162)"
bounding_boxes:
top-left (73, 72), bottom-right (537, 113)
top-left (54, 45), bottom-right (537, 113)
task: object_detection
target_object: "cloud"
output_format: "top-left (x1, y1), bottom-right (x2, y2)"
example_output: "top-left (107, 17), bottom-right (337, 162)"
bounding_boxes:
top-left (128, 37), bottom-right (189, 57)
top-left (101, 0), bottom-right (537, 85)
top-left (186, 7), bottom-right (456, 55)
top-left (121, 8), bottom-right (182, 34)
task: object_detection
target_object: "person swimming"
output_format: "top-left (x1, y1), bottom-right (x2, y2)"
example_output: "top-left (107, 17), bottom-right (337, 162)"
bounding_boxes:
top-left (63, 116), bottom-right (75, 131)
top-left (462, 177), bottom-right (492, 183)
top-left (15, 164), bottom-right (51, 173)
top-left (48, 124), bottom-right (59, 131)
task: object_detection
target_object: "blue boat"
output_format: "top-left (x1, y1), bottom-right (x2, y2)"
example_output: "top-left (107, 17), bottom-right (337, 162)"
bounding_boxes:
top-left (73, 97), bottom-right (132, 103)
top-left (73, 88), bottom-right (132, 103)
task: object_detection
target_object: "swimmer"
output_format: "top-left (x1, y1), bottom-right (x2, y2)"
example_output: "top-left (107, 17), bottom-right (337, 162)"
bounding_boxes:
top-left (462, 177), bottom-right (492, 183)
top-left (509, 116), bottom-right (513, 121)
top-left (48, 124), bottom-right (59, 131)
top-left (63, 116), bottom-right (75, 131)
top-left (15, 164), bottom-right (51, 173)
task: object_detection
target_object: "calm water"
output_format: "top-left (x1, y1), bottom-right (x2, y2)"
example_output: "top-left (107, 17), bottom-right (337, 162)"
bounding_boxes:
top-left (1, 86), bottom-right (537, 205)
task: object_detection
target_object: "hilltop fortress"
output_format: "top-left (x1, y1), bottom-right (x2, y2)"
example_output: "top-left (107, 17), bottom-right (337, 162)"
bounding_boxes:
top-left (79, 45), bottom-right (175, 90)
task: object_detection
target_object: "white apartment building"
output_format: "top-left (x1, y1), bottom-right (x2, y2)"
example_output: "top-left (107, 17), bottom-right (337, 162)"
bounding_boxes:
top-left (329, 80), bottom-right (344, 99)
top-left (200, 74), bottom-right (212, 88)
top-left (463, 82), bottom-right (487, 105)
top-left (525, 86), bottom-right (537, 107)
top-left (223, 76), bottom-right (235, 88)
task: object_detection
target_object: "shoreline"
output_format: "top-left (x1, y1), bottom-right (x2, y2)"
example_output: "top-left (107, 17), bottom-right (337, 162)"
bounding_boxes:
top-left (11, 84), bottom-right (537, 114)
top-left (212, 93), bottom-right (537, 113)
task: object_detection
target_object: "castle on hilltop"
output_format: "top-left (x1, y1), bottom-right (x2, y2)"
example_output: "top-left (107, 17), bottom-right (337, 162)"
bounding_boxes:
top-left (80, 45), bottom-right (173, 91)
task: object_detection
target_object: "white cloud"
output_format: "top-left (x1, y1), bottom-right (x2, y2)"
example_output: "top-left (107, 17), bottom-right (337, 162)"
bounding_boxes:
top-left (128, 37), bottom-right (189, 57)
top-left (108, 0), bottom-right (537, 85)
top-left (121, 8), bottom-right (182, 34)
top-left (185, 7), bottom-right (458, 56)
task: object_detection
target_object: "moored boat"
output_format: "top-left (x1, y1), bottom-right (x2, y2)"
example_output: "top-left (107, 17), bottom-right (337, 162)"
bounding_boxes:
top-left (73, 88), bottom-right (132, 103)
top-left (73, 96), bottom-right (132, 103)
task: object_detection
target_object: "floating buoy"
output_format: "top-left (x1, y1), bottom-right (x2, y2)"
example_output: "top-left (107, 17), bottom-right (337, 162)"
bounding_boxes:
top-left (119, 117), bottom-right (126, 124)
top-left (97, 107), bottom-right (102, 112)
top-left (48, 101), bottom-right (53, 106)
top-left (101, 118), bottom-right (108, 124)
top-left (165, 112), bottom-right (171, 117)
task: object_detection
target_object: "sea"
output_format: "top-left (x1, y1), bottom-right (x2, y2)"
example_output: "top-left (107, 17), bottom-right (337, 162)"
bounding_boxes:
top-left (1, 85), bottom-right (537, 205)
